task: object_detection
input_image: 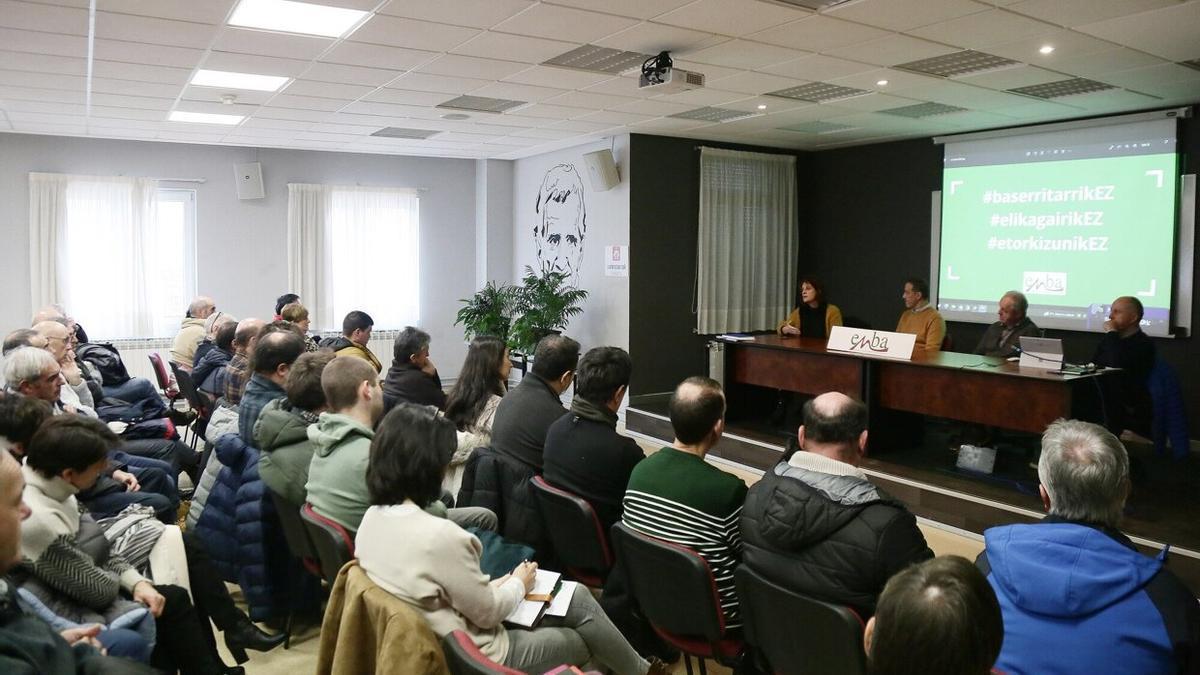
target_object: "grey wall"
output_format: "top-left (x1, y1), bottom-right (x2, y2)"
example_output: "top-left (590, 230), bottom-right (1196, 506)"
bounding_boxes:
top-left (0, 132), bottom-right (478, 376)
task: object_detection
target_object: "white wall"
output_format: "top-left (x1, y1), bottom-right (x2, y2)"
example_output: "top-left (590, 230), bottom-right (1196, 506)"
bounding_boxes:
top-left (511, 136), bottom-right (631, 354)
top-left (0, 132), bottom-right (478, 376)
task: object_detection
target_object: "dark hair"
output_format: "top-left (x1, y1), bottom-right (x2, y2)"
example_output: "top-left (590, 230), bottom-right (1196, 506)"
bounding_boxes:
top-left (0, 394), bottom-right (53, 449)
top-left (342, 310), bottom-right (374, 337)
top-left (531, 334), bottom-right (580, 381)
top-left (2, 329), bottom-right (38, 356)
top-left (215, 321), bottom-right (238, 352)
top-left (367, 404), bottom-right (457, 508)
top-left (322, 356), bottom-right (379, 411)
top-left (287, 351), bottom-right (334, 412)
top-left (802, 395), bottom-right (867, 445)
top-left (392, 326), bottom-right (431, 364)
top-left (668, 376), bottom-right (725, 445)
top-left (25, 415), bottom-right (119, 478)
top-left (444, 336), bottom-right (508, 431)
top-left (798, 275), bottom-right (826, 304)
top-left (869, 556), bottom-right (1003, 675)
top-left (905, 277), bottom-right (930, 301)
top-left (251, 328), bottom-right (305, 375)
top-left (575, 347), bottom-right (632, 406)
top-left (275, 293), bottom-right (300, 316)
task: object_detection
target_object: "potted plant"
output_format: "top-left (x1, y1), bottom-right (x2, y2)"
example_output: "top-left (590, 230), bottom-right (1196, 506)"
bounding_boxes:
top-left (509, 266), bottom-right (589, 356)
top-left (454, 281), bottom-right (517, 344)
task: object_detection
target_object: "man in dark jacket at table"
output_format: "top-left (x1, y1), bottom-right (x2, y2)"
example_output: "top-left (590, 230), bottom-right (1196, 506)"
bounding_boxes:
top-left (741, 392), bottom-right (932, 618)
top-left (490, 335), bottom-right (579, 471)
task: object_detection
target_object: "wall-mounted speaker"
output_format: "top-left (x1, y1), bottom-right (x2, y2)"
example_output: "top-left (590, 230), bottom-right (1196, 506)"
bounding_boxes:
top-left (234, 162), bottom-right (265, 200)
top-left (582, 149), bottom-right (620, 192)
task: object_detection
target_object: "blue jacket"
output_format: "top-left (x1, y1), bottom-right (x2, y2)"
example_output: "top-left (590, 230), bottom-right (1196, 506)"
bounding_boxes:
top-left (193, 434), bottom-right (293, 620)
top-left (979, 518), bottom-right (1199, 675)
top-left (192, 346), bottom-right (232, 395)
top-left (239, 374), bottom-right (285, 446)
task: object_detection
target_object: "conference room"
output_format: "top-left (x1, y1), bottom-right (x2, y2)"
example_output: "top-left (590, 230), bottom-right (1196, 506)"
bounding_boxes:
top-left (1, 0), bottom-right (1199, 673)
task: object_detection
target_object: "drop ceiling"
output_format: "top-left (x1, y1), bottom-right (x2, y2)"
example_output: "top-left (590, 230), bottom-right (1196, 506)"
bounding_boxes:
top-left (0, 0), bottom-right (1197, 159)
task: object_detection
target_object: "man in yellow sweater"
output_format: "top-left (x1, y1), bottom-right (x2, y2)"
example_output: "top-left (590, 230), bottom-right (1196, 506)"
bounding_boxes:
top-left (895, 277), bottom-right (946, 352)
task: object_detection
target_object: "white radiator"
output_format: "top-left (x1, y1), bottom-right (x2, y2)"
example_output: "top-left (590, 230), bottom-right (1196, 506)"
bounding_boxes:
top-left (707, 340), bottom-right (725, 387)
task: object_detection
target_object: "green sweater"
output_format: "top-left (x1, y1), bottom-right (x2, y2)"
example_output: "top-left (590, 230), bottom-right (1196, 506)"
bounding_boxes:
top-left (255, 398), bottom-right (319, 508)
top-left (304, 412), bottom-right (374, 532)
top-left (622, 447), bottom-right (748, 627)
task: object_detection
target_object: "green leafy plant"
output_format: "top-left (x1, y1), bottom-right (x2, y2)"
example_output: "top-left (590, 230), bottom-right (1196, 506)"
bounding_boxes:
top-left (509, 266), bottom-right (589, 355)
top-left (454, 281), bottom-right (517, 343)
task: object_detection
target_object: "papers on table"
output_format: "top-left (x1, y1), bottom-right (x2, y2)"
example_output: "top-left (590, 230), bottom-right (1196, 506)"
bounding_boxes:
top-left (504, 570), bottom-right (577, 627)
top-left (716, 333), bottom-right (755, 342)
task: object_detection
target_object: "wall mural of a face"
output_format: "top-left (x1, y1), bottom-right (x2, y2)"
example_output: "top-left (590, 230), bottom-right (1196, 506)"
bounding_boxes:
top-left (534, 163), bottom-right (587, 279)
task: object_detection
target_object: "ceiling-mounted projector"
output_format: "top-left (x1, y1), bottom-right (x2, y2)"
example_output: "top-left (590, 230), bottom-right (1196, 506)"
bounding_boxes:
top-left (638, 51), bottom-right (705, 94)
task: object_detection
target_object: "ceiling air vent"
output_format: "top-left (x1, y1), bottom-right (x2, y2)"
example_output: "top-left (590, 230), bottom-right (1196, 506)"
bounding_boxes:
top-left (766, 82), bottom-right (869, 102)
top-left (436, 95), bottom-right (527, 114)
top-left (1008, 77), bottom-right (1116, 99)
top-left (543, 44), bottom-right (654, 74)
top-left (370, 127), bottom-right (442, 139)
top-left (880, 102), bottom-right (967, 118)
top-left (896, 50), bottom-right (1020, 78)
top-left (670, 106), bottom-right (762, 123)
top-left (779, 121), bottom-right (857, 134)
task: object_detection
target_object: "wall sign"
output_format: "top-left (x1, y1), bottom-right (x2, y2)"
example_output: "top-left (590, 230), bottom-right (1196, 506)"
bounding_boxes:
top-left (605, 245), bottom-right (628, 277)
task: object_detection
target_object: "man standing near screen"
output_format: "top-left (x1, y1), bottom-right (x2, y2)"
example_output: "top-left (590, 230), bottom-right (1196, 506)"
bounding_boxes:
top-left (896, 278), bottom-right (946, 352)
top-left (1093, 296), bottom-right (1155, 436)
top-left (973, 291), bottom-right (1040, 358)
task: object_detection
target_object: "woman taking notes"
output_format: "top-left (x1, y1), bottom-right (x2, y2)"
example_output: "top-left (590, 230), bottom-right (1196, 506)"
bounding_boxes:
top-left (778, 276), bottom-right (843, 339)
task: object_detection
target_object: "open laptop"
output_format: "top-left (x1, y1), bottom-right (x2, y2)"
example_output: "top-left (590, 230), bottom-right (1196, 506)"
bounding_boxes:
top-left (1018, 336), bottom-right (1064, 370)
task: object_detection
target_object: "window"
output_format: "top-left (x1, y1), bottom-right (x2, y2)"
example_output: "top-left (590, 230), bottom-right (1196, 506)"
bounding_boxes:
top-left (144, 189), bottom-right (199, 336)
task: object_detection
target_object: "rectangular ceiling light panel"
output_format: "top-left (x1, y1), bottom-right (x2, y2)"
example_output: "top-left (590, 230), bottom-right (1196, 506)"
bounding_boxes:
top-left (436, 95), bottom-right (528, 114)
top-left (1008, 78), bottom-right (1116, 99)
top-left (779, 121), bottom-right (857, 134)
top-left (168, 111), bottom-right (245, 125)
top-left (766, 82), bottom-right (869, 102)
top-left (543, 45), bottom-right (655, 75)
top-left (228, 0), bottom-right (368, 38)
top-left (670, 106), bottom-right (760, 123)
top-left (880, 102), bottom-right (967, 118)
top-left (896, 50), bottom-right (1020, 78)
top-left (191, 69), bottom-right (290, 92)
top-left (370, 127), bottom-right (442, 139)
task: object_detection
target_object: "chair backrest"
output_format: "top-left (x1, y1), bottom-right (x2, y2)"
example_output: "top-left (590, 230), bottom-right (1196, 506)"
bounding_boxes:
top-left (609, 522), bottom-right (726, 643)
top-left (442, 630), bottom-right (526, 675)
top-left (300, 503), bottom-right (355, 584)
top-left (169, 362), bottom-right (209, 417)
top-left (735, 565), bottom-right (867, 675)
top-left (530, 476), bottom-right (613, 585)
top-left (268, 489), bottom-right (320, 577)
top-left (147, 352), bottom-right (172, 391)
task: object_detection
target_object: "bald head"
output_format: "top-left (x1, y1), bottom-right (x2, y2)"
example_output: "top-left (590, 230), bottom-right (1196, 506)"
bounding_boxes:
top-left (31, 306), bottom-right (64, 325)
top-left (188, 296), bottom-right (215, 319)
top-left (1107, 296), bottom-right (1143, 334)
top-left (668, 376), bottom-right (726, 447)
top-left (32, 321), bottom-right (71, 362)
top-left (799, 392), bottom-right (868, 465)
top-left (233, 318), bottom-right (266, 355)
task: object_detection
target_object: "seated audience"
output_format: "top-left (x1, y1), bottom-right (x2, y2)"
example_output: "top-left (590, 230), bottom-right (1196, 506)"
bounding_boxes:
top-left (238, 324), bottom-right (305, 445)
top-left (490, 335), bottom-right (579, 470)
top-left (255, 352), bottom-right (334, 507)
top-left (895, 277), bottom-right (945, 352)
top-left (32, 304), bottom-right (89, 345)
top-left (978, 419), bottom-right (1200, 674)
top-left (741, 393), bottom-right (932, 618)
top-left (777, 275), bottom-right (843, 339)
top-left (192, 312), bottom-right (234, 369)
top-left (622, 376), bottom-right (747, 628)
top-left (21, 416), bottom-right (284, 674)
top-left (381, 326), bottom-right (445, 412)
top-left (355, 403), bottom-right (667, 675)
top-left (194, 320), bottom-right (236, 395)
top-left (279, 302), bottom-right (319, 352)
top-left (222, 318), bottom-right (265, 407)
top-left (170, 296), bottom-right (216, 370)
top-left (544, 346), bottom-right (641, 534)
top-left (1093, 296), bottom-right (1156, 436)
top-left (973, 291), bottom-right (1039, 358)
top-left (33, 320), bottom-right (96, 414)
top-left (443, 335), bottom-right (511, 440)
top-left (0, 392), bottom-right (52, 460)
top-left (321, 311), bottom-right (381, 373)
top-left (865, 556), bottom-right (1003, 675)
top-left (274, 293), bottom-right (299, 321)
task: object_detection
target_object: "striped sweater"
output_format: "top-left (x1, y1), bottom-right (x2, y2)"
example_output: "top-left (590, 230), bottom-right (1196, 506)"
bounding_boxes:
top-left (622, 447), bottom-right (748, 628)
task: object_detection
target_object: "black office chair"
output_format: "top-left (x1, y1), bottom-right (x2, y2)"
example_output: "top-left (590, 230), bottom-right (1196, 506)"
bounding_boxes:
top-left (168, 362), bottom-right (210, 448)
top-left (442, 631), bottom-right (527, 675)
top-left (530, 476), bottom-right (613, 587)
top-left (300, 503), bottom-right (355, 585)
top-left (266, 489), bottom-right (322, 649)
top-left (610, 523), bottom-right (743, 675)
top-left (735, 565), bottom-right (867, 675)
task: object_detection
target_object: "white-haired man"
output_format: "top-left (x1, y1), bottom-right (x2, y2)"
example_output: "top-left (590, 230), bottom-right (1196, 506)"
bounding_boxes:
top-left (170, 296), bottom-right (216, 370)
top-left (973, 290), bottom-right (1040, 358)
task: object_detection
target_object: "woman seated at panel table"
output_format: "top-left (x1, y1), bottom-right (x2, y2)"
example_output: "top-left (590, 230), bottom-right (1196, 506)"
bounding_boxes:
top-left (777, 276), bottom-right (843, 340)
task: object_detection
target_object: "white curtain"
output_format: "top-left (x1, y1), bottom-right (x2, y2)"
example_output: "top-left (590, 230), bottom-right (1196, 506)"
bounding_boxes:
top-left (29, 172), bottom-right (159, 338)
top-left (288, 183), bottom-right (420, 331)
top-left (696, 148), bottom-right (798, 334)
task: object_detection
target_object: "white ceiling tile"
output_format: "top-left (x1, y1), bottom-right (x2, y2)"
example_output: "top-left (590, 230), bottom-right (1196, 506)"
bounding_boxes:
top-left (826, 0), bottom-right (990, 32)
top-left (909, 9), bottom-right (1058, 50)
top-left (990, 99), bottom-right (1085, 120)
top-left (1101, 64), bottom-right (1200, 93)
top-left (505, 65), bottom-right (614, 89)
top-left (268, 93), bottom-right (350, 112)
top-left (340, 100), bottom-right (429, 118)
top-left (307, 122), bottom-right (376, 135)
top-left (824, 34), bottom-right (960, 67)
top-left (363, 88), bottom-right (449, 106)
top-left (350, 15), bottom-right (481, 52)
top-left (91, 105), bottom-right (176, 121)
top-left (91, 77), bottom-right (182, 98)
top-left (94, 11), bottom-right (218, 49)
top-left (240, 117), bottom-right (313, 131)
top-left (419, 54), bottom-right (528, 80)
top-left (303, 62), bottom-right (405, 86)
top-left (0, 85), bottom-right (85, 104)
top-left (828, 68), bottom-right (944, 91)
top-left (984, 29), bottom-right (1117, 64)
top-left (895, 80), bottom-right (1035, 108)
top-left (1004, 0), bottom-right (1181, 27)
top-left (1063, 88), bottom-right (1162, 112)
top-left (97, 0), bottom-right (235, 23)
top-left (544, 0), bottom-right (695, 20)
top-left (92, 60), bottom-right (191, 85)
top-left (719, 95), bottom-right (810, 113)
top-left (610, 98), bottom-right (695, 116)
top-left (543, 90), bottom-right (638, 109)
top-left (284, 80), bottom-right (376, 99)
top-left (295, 131), bottom-right (365, 143)
top-left (0, 69), bottom-right (84, 91)
top-left (760, 54), bottom-right (877, 81)
top-left (0, 27), bottom-right (85, 57)
top-left (377, 0), bottom-right (535, 29)
top-left (1045, 47), bottom-right (1164, 79)
top-left (508, 127), bottom-right (580, 140)
top-left (387, 72), bottom-right (492, 94)
top-left (0, 0), bottom-right (87, 35)
top-left (512, 103), bottom-right (589, 119)
top-left (7, 110), bottom-right (87, 125)
top-left (321, 42), bottom-right (436, 70)
top-left (652, 87), bottom-right (749, 106)
top-left (576, 109), bottom-right (655, 124)
top-left (210, 28), bottom-right (334, 60)
top-left (955, 64), bottom-right (1064, 89)
top-left (492, 4), bottom-right (639, 44)
top-left (682, 39), bottom-right (806, 70)
top-left (0, 51), bottom-right (85, 76)
top-left (595, 22), bottom-right (721, 55)
top-left (656, 0), bottom-right (811, 37)
top-left (254, 106), bottom-right (332, 122)
top-left (482, 113), bottom-right (555, 128)
top-left (451, 31), bottom-right (577, 64)
top-left (580, 74), bottom-right (658, 97)
top-left (705, 71), bottom-right (807, 95)
top-left (545, 118), bottom-right (618, 132)
top-left (169, 100), bottom-right (260, 117)
top-left (1075, 2), bottom-right (1200, 62)
top-left (91, 93), bottom-right (176, 110)
top-left (818, 92), bottom-right (925, 112)
top-left (748, 15), bottom-right (891, 53)
top-left (0, 99), bottom-right (87, 115)
top-left (201, 52), bottom-right (311, 77)
top-left (469, 81), bottom-right (568, 102)
top-left (93, 40), bottom-right (205, 69)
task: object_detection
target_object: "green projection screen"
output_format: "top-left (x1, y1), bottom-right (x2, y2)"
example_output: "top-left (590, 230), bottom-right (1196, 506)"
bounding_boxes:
top-left (937, 117), bottom-right (1179, 337)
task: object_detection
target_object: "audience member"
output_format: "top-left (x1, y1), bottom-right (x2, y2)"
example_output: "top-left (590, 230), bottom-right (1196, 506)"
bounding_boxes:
top-left (622, 376), bottom-right (747, 628)
top-left (973, 291), bottom-right (1039, 358)
top-left (274, 294), bottom-right (300, 321)
top-left (0, 392), bottom-right (52, 460)
top-left (33, 320), bottom-right (96, 414)
top-left (777, 275), bottom-right (843, 339)
top-left (170, 296), bottom-right (216, 370)
top-left (322, 311), bottom-right (381, 372)
top-left (490, 335), bottom-right (579, 470)
top-left (741, 393), bottom-right (932, 617)
top-left (865, 556), bottom-right (1003, 675)
top-left (444, 335), bottom-right (510, 439)
top-left (1093, 296), bottom-right (1156, 436)
top-left (978, 419), bottom-right (1200, 674)
top-left (193, 312), bottom-right (234, 368)
top-left (355, 403), bottom-right (667, 675)
top-left (223, 318), bottom-right (265, 407)
top-left (895, 277), bottom-right (945, 352)
top-left (32, 304), bottom-right (89, 345)
top-left (194, 320), bottom-right (237, 395)
top-left (382, 326), bottom-right (445, 412)
top-left (279, 302), bottom-right (319, 352)
top-left (544, 346), bottom-right (640, 533)
top-left (255, 352), bottom-right (334, 507)
top-left (238, 325), bottom-right (305, 445)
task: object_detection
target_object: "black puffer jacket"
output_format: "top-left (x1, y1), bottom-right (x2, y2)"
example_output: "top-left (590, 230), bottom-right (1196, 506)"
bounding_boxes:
top-left (456, 446), bottom-right (549, 560)
top-left (740, 461), bottom-right (933, 618)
